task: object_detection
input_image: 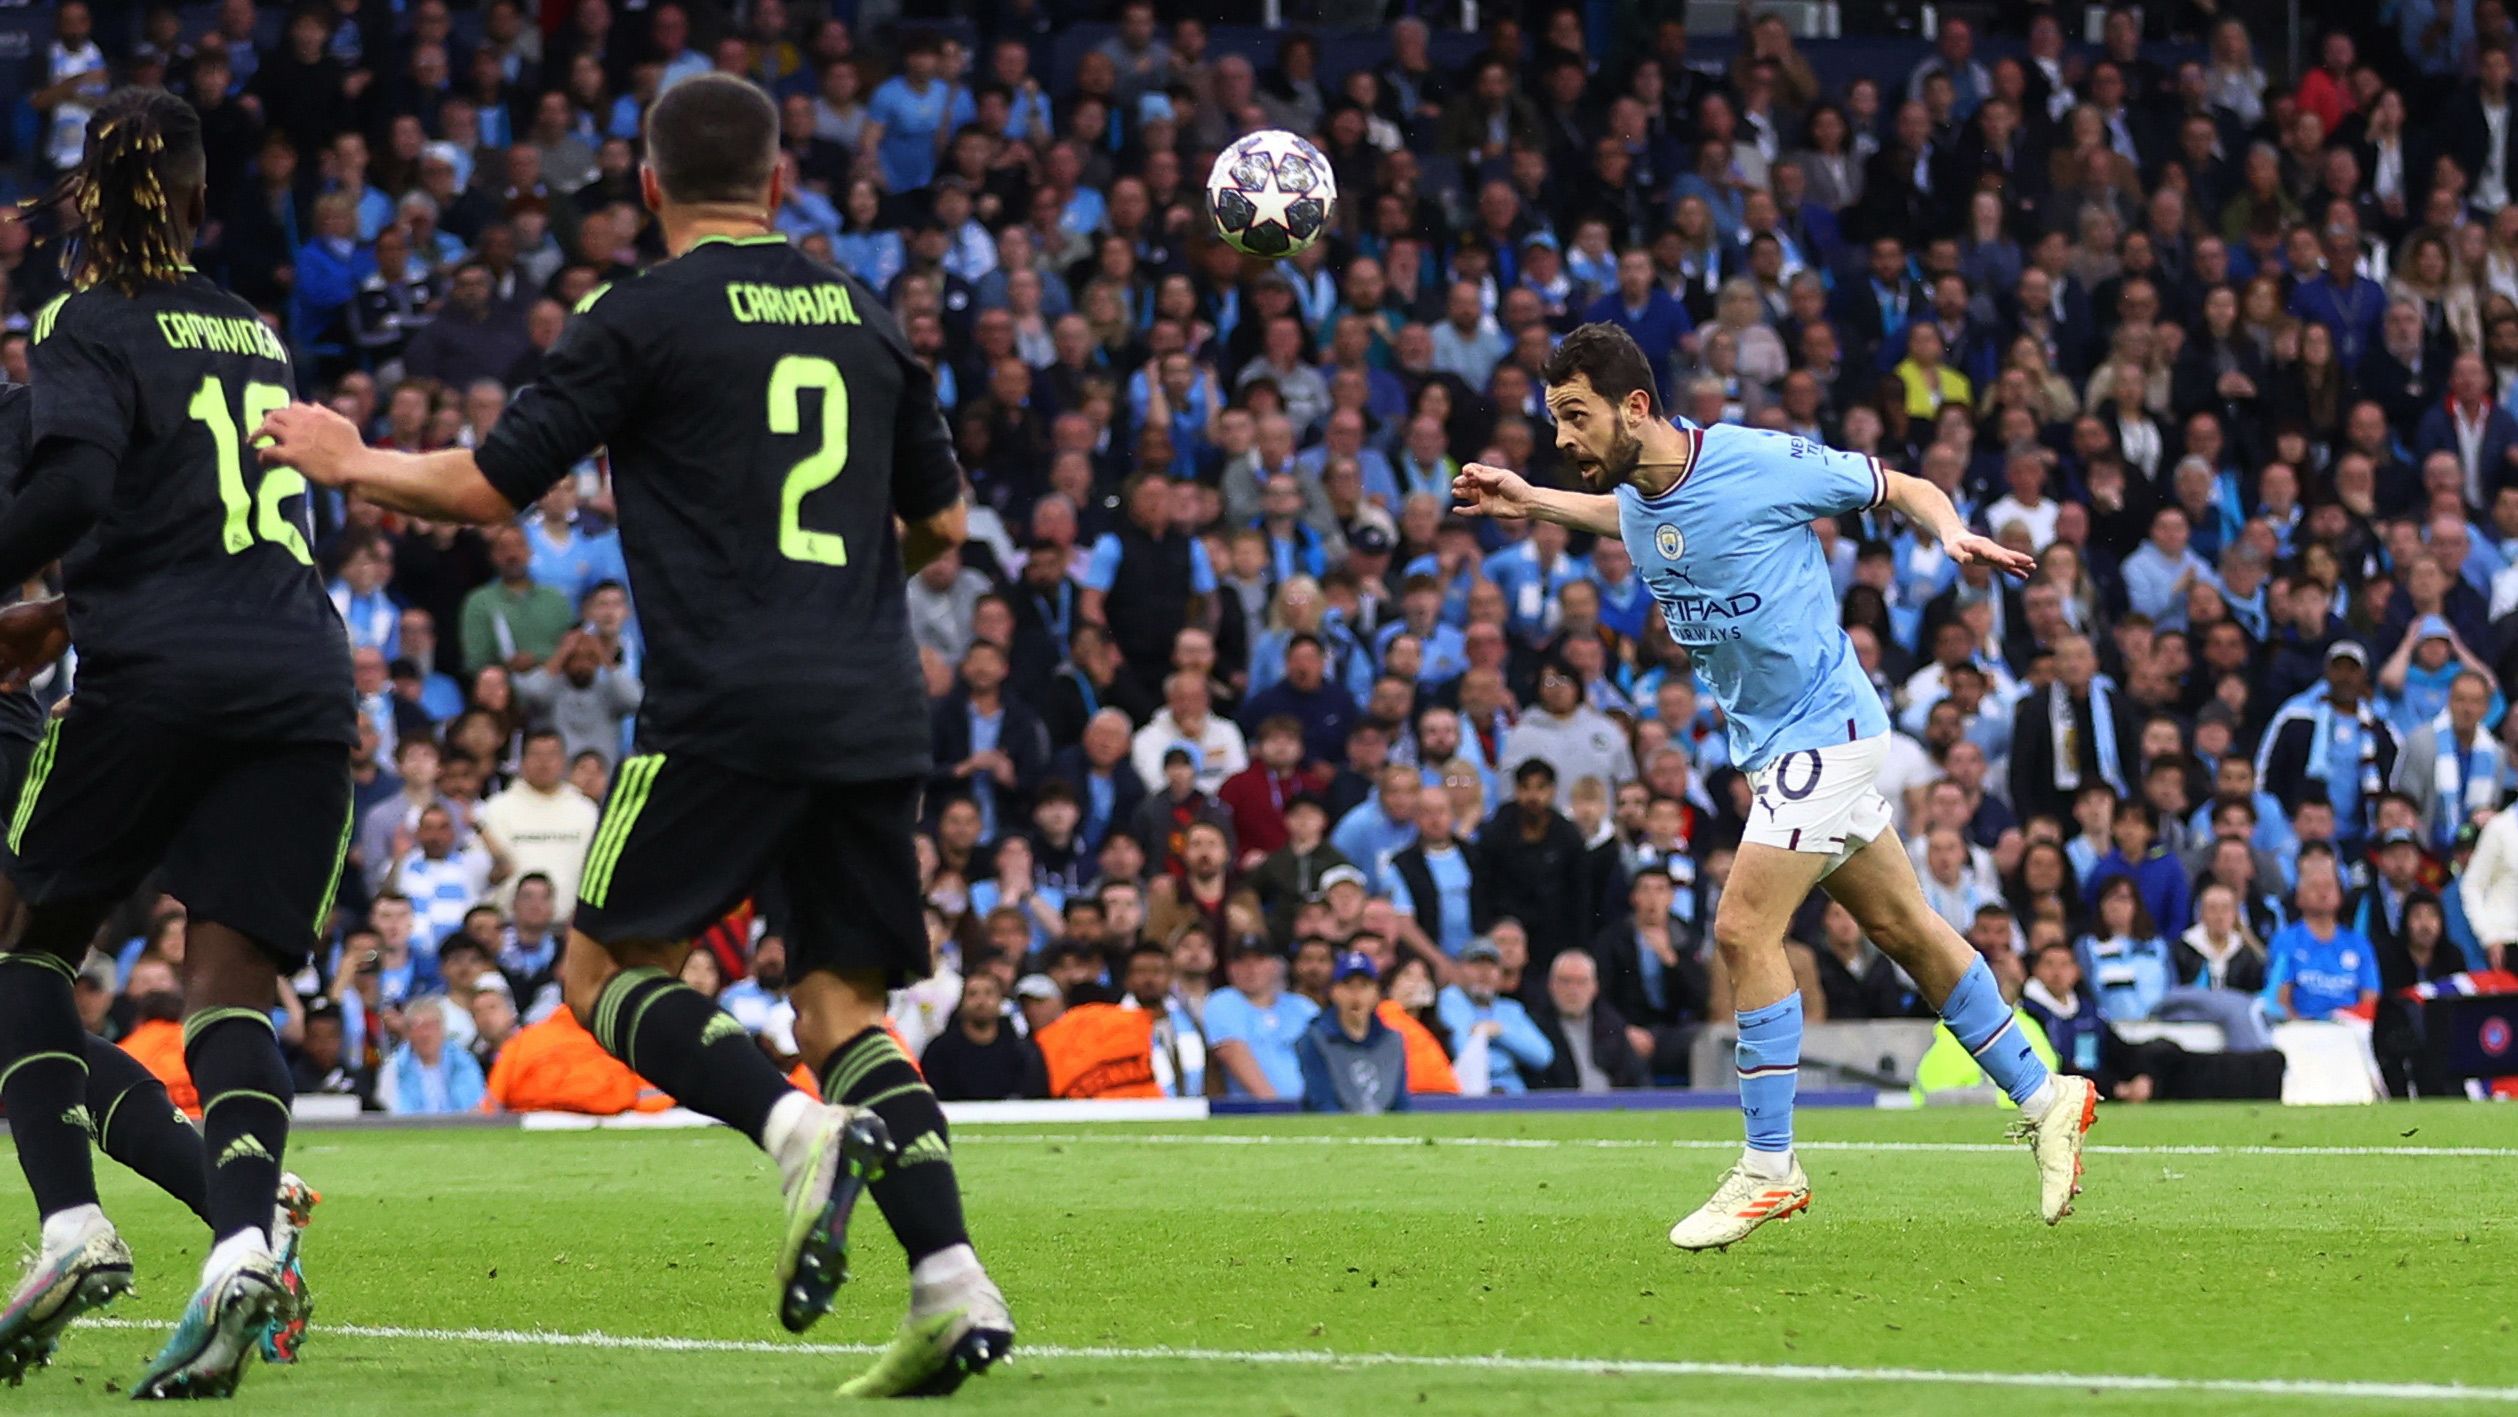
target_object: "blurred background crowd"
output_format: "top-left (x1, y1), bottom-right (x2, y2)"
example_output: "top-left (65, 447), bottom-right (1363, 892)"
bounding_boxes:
top-left (5, 0), bottom-right (2512, 1115)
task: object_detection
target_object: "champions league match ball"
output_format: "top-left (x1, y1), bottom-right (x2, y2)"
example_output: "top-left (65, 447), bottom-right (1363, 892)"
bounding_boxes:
top-left (1206, 130), bottom-right (1336, 258)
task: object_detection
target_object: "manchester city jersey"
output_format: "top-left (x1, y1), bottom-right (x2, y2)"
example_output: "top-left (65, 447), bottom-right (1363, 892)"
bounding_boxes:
top-left (1614, 424), bottom-right (1892, 771)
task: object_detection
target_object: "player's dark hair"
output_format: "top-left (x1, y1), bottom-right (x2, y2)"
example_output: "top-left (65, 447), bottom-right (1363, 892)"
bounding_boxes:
top-left (643, 72), bottom-right (779, 206)
top-left (32, 87), bottom-right (204, 295)
top-left (1540, 322), bottom-right (1664, 419)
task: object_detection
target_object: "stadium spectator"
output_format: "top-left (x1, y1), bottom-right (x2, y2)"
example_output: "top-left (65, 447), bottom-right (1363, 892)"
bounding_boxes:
top-left (476, 731), bottom-right (601, 914)
top-left (388, 804), bottom-right (507, 952)
top-left (23, 0), bottom-right (2518, 1123)
top-left (1529, 949), bottom-right (1647, 1092)
top-left (1474, 761), bottom-right (1594, 965)
top-left (2077, 877), bottom-right (2176, 1023)
top-left (461, 524), bottom-right (575, 674)
top-left (380, 999), bottom-right (487, 1116)
top-left (516, 628), bottom-right (641, 767)
top-left (921, 974), bottom-right (1048, 1102)
top-left (1296, 950), bottom-right (1409, 1113)
top-left (1203, 937), bottom-right (1319, 1101)
top-left (1436, 936), bottom-right (1554, 1095)
top-left (1131, 672), bottom-right (1248, 796)
top-left (2265, 852), bottom-right (2383, 1022)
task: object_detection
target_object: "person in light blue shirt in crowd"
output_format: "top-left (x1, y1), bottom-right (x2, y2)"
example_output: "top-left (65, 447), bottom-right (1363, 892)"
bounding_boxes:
top-left (328, 531), bottom-right (401, 661)
top-left (2377, 616), bottom-right (2505, 736)
top-left (1203, 938), bottom-right (1321, 1100)
top-left (1375, 576), bottom-right (1469, 688)
top-left (2075, 876), bottom-right (2175, 1021)
top-left (1588, 534), bottom-right (1653, 644)
top-left (863, 34), bottom-right (969, 192)
top-left (2118, 506), bottom-right (2213, 623)
top-left (1484, 521), bottom-right (1590, 644)
top-left (522, 480), bottom-right (628, 608)
top-left (831, 178), bottom-right (905, 290)
top-left (1437, 937), bottom-right (1556, 1095)
top-left (1331, 765), bottom-right (1421, 893)
top-left (648, 3), bottom-right (711, 92)
top-left (774, 156), bottom-right (843, 244)
top-left (2264, 851), bottom-right (2383, 1022)
top-left (381, 999), bottom-right (487, 1116)
top-left (1386, 792), bottom-right (1476, 958)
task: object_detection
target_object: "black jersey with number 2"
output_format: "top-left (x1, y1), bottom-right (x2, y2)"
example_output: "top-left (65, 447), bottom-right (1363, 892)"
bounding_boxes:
top-left (476, 234), bottom-right (963, 783)
top-left (27, 279), bottom-right (354, 746)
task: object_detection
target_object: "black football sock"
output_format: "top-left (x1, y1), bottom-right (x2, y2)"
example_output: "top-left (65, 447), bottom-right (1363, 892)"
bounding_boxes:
top-left (821, 1026), bottom-right (970, 1268)
top-left (183, 1008), bottom-right (291, 1243)
top-left (591, 966), bottom-right (790, 1145)
top-left (0, 951), bottom-right (99, 1219)
top-left (84, 1032), bottom-right (209, 1226)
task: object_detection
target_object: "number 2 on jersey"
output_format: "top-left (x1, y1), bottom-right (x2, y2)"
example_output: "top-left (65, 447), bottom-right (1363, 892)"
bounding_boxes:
top-left (187, 374), bottom-right (311, 565)
top-left (768, 355), bottom-right (849, 566)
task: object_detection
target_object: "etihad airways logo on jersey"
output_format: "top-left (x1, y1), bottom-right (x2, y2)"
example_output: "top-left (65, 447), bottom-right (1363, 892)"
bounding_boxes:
top-left (1659, 590), bottom-right (1764, 643)
top-left (726, 282), bottom-right (864, 327)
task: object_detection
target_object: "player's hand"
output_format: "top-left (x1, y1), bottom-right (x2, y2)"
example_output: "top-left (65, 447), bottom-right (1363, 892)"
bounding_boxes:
top-left (1946, 532), bottom-right (2036, 579)
top-left (255, 402), bottom-right (366, 486)
top-left (0, 598), bottom-right (70, 692)
top-left (1452, 463), bottom-right (1536, 521)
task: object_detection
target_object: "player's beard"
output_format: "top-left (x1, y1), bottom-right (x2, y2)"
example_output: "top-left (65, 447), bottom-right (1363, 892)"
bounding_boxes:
top-left (1576, 422), bottom-right (1645, 492)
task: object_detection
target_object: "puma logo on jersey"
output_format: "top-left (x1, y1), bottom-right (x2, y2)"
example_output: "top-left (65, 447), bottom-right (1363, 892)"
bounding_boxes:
top-left (897, 1132), bottom-right (952, 1168)
top-left (218, 1135), bottom-right (273, 1168)
top-left (699, 1013), bottom-right (747, 1047)
top-left (61, 1105), bottom-right (95, 1139)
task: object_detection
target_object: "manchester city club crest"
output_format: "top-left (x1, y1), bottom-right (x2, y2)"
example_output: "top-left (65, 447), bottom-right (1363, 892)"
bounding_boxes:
top-left (1655, 524), bottom-right (1685, 560)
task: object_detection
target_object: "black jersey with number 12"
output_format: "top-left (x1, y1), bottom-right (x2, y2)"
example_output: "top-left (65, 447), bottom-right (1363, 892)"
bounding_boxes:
top-left (26, 278), bottom-right (355, 746)
top-left (475, 234), bottom-right (962, 782)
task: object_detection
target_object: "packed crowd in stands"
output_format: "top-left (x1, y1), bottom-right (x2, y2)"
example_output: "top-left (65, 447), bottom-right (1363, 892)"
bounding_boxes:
top-left (8, 0), bottom-right (2518, 1115)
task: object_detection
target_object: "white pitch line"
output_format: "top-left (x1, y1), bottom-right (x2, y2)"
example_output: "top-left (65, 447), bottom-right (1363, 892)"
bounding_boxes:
top-left (956, 1132), bottom-right (2518, 1159)
top-left (75, 1317), bottom-right (2518, 1404)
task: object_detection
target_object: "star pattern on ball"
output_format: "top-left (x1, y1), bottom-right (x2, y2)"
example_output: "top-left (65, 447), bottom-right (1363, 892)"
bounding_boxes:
top-left (1238, 178), bottom-right (1302, 235)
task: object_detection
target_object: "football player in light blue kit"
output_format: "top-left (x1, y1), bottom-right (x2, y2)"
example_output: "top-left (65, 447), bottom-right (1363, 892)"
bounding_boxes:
top-left (1454, 324), bottom-right (2099, 1250)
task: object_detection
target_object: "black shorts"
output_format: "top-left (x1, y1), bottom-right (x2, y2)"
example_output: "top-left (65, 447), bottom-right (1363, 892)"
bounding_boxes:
top-left (0, 703), bottom-right (352, 970)
top-left (571, 753), bottom-right (930, 987)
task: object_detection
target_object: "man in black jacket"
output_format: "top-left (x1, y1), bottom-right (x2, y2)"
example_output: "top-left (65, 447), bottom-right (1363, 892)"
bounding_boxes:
top-left (2008, 634), bottom-right (2136, 827)
top-left (1589, 866), bottom-right (1711, 1082)
top-left (1043, 623), bottom-right (1157, 748)
top-left (1046, 708), bottom-right (1148, 855)
top-left (1528, 949), bottom-right (1649, 1092)
top-left (1473, 760), bottom-right (1592, 970)
top-left (929, 638), bottom-right (1051, 841)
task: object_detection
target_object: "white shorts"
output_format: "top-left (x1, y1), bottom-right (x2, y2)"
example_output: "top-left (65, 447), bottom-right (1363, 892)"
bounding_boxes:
top-left (1741, 733), bottom-right (1896, 880)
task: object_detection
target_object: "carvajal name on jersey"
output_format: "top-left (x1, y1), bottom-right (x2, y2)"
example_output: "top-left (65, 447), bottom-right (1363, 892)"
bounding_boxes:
top-left (725, 282), bottom-right (862, 327)
top-left (155, 311), bottom-right (290, 361)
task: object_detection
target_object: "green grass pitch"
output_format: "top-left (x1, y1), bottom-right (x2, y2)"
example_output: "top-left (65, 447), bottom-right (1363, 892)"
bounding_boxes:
top-left (7, 1101), bottom-right (2515, 1414)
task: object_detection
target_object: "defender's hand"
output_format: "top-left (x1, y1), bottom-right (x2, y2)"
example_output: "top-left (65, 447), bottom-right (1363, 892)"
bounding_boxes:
top-left (0, 598), bottom-right (70, 691)
top-left (254, 402), bottom-right (367, 487)
top-left (1453, 462), bottom-right (1536, 521)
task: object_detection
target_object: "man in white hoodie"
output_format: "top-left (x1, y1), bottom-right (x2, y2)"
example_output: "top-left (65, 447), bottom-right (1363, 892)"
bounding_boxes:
top-left (2458, 804), bottom-right (2518, 971)
top-left (1131, 671), bottom-right (1249, 796)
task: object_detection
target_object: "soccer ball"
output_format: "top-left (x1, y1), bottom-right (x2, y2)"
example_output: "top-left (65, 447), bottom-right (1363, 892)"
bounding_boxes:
top-left (1206, 130), bottom-right (1336, 259)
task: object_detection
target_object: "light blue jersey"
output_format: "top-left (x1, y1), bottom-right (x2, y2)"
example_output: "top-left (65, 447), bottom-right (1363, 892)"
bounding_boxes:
top-left (1614, 425), bottom-right (1892, 771)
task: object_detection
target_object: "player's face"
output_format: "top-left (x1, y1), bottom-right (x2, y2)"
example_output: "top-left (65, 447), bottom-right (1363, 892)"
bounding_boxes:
top-left (1545, 374), bottom-right (1644, 492)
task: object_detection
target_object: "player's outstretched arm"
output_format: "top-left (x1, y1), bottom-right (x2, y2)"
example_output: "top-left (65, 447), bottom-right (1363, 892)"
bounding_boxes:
top-left (1880, 468), bottom-right (2036, 578)
top-left (255, 403), bottom-right (520, 525)
top-left (902, 500), bottom-right (969, 577)
top-left (1451, 462), bottom-right (1621, 536)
